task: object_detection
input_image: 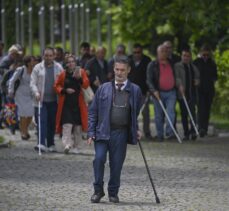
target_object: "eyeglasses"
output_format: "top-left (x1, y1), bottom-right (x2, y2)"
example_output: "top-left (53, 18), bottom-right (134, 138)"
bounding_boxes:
top-left (133, 51), bottom-right (141, 54)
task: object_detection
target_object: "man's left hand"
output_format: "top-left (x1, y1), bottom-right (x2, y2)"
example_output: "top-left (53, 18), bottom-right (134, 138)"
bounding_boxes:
top-left (137, 130), bottom-right (142, 140)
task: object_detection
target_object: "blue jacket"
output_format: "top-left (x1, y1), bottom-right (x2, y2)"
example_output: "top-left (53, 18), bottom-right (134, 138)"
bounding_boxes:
top-left (88, 80), bottom-right (142, 145)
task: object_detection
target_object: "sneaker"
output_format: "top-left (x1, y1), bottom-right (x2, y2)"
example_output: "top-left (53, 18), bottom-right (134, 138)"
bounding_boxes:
top-left (47, 145), bottom-right (57, 152)
top-left (34, 144), bottom-right (47, 152)
top-left (71, 147), bottom-right (80, 154)
top-left (64, 145), bottom-right (71, 154)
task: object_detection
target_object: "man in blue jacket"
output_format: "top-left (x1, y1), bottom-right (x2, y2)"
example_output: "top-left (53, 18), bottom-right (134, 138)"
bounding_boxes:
top-left (87, 55), bottom-right (142, 203)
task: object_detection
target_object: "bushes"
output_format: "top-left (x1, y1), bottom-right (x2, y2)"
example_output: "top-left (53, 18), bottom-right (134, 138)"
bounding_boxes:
top-left (212, 49), bottom-right (229, 118)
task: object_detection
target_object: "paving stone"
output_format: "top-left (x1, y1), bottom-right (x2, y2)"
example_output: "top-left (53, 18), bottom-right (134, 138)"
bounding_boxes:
top-left (0, 127), bottom-right (229, 210)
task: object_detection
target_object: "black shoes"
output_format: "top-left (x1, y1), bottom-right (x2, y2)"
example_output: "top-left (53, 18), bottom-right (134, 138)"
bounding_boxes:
top-left (109, 195), bottom-right (119, 203)
top-left (91, 192), bottom-right (105, 203)
top-left (90, 192), bottom-right (119, 203)
top-left (182, 135), bottom-right (189, 141)
top-left (191, 134), bottom-right (197, 140)
top-left (199, 129), bottom-right (206, 138)
top-left (145, 133), bottom-right (153, 140)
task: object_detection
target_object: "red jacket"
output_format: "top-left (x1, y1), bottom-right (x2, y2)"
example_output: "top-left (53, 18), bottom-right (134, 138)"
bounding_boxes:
top-left (54, 69), bottom-right (89, 133)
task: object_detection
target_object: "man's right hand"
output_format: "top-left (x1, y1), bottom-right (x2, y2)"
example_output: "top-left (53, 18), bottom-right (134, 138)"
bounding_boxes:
top-left (179, 85), bottom-right (185, 96)
top-left (87, 137), bottom-right (95, 145)
top-left (35, 93), bottom-right (41, 101)
top-left (153, 91), bottom-right (160, 100)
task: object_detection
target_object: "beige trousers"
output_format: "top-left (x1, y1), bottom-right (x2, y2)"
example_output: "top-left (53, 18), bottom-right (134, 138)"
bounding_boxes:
top-left (62, 124), bottom-right (82, 148)
top-left (19, 117), bottom-right (32, 137)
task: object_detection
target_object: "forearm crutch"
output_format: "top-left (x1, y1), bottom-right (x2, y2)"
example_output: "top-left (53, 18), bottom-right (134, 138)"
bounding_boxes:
top-left (182, 95), bottom-right (199, 136)
top-left (158, 99), bottom-right (182, 143)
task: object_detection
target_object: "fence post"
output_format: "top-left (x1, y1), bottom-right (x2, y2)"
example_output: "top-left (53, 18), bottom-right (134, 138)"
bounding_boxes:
top-left (69, 3), bottom-right (74, 53)
top-left (28, 0), bottom-right (33, 54)
top-left (39, 0), bottom-right (45, 55)
top-left (61, 0), bottom-right (66, 51)
top-left (85, 3), bottom-right (90, 42)
top-left (50, 0), bottom-right (55, 47)
top-left (107, 0), bottom-right (112, 58)
top-left (16, 0), bottom-right (20, 44)
top-left (74, 1), bottom-right (79, 56)
top-left (1, 0), bottom-right (6, 48)
top-left (96, 0), bottom-right (102, 46)
top-left (80, 2), bottom-right (85, 43)
top-left (20, 0), bottom-right (25, 47)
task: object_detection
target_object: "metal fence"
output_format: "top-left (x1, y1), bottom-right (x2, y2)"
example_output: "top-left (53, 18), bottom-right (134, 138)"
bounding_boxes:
top-left (0, 0), bottom-right (113, 57)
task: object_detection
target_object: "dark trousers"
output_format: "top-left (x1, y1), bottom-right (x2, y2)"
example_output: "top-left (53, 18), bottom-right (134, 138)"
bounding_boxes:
top-left (179, 97), bottom-right (196, 137)
top-left (93, 129), bottom-right (128, 197)
top-left (198, 92), bottom-right (214, 133)
top-left (142, 96), bottom-right (151, 136)
top-left (35, 101), bottom-right (57, 147)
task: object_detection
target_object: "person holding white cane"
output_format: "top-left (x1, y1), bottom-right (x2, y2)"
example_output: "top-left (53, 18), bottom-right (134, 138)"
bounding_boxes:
top-left (146, 44), bottom-right (177, 142)
top-left (175, 48), bottom-right (199, 140)
top-left (30, 47), bottom-right (63, 153)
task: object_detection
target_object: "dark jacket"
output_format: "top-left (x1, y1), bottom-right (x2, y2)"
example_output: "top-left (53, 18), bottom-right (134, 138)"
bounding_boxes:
top-left (193, 57), bottom-right (217, 95)
top-left (128, 54), bottom-right (151, 95)
top-left (146, 60), bottom-right (175, 93)
top-left (88, 80), bottom-right (142, 145)
top-left (85, 57), bottom-right (108, 93)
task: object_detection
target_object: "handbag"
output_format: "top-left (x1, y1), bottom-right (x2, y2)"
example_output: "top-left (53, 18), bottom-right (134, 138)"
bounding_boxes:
top-left (82, 86), bottom-right (94, 104)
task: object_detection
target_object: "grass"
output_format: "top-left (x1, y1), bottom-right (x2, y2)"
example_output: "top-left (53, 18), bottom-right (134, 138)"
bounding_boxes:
top-left (210, 115), bottom-right (229, 130)
top-left (0, 136), bottom-right (5, 144)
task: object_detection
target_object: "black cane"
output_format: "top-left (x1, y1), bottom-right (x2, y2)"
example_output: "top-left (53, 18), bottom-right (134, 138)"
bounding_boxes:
top-left (138, 140), bottom-right (160, 204)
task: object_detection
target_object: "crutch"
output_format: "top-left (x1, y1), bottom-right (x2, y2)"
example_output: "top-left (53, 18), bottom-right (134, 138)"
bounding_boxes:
top-left (182, 94), bottom-right (199, 136)
top-left (38, 101), bottom-right (42, 156)
top-left (158, 99), bottom-right (182, 143)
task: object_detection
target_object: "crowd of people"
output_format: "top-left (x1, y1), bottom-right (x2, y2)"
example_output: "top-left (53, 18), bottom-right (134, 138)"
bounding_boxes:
top-left (0, 40), bottom-right (218, 151)
top-left (0, 40), bottom-right (218, 203)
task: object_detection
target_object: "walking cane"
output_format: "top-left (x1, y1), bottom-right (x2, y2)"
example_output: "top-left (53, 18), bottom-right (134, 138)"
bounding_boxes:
top-left (182, 94), bottom-right (199, 136)
top-left (137, 96), bottom-right (160, 203)
top-left (138, 139), bottom-right (160, 203)
top-left (158, 99), bottom-right (182, 143)
top-left (38, 101), bottom-right (42, 156)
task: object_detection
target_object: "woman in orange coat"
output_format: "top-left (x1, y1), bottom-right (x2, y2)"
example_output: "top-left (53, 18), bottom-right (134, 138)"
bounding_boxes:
top-left (54, 55), bottom-right (89, 154)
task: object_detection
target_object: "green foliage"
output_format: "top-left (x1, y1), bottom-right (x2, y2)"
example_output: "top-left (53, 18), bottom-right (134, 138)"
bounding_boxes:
top-left (212, 49), bottom-right (229, 118)
top-left (110, 0), bottom-right (229, 52)
top-left (0, 136), bottom-right (5, 144)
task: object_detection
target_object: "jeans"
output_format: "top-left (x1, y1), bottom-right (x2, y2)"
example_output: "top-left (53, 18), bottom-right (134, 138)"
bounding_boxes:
top-left (152, 89), bottom-right (176, 138)
top-left (35, 101), bottom-right (57, 147)
top-left (93, 129), bottom-right (128, 196)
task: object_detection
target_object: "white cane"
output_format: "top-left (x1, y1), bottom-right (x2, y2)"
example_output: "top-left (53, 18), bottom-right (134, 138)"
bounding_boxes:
top-left (38, 101), bottom-right (42, 156)
top-left (158, 99), bottom-right (182, 144)
top-left (182, 95), bottom-right (199, 136)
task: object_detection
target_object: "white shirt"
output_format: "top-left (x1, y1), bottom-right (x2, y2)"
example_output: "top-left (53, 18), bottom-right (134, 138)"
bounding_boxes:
top-left (115, 80), bottom-right (127, 91)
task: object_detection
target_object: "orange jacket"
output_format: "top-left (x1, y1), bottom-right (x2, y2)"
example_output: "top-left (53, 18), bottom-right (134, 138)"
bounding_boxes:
top-left (54, 69), bottom-right (89, 134)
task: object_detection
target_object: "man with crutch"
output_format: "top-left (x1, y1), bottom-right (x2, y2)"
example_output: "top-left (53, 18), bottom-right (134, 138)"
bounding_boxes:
top-left (146, 44), bottom-right (177, 142)
top-left (175, 48), bottom-right (200, 140)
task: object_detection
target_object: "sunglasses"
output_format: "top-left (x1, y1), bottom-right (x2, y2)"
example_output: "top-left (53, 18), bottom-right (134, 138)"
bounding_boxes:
top-left (133, 51), bottom-right (141, 54)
